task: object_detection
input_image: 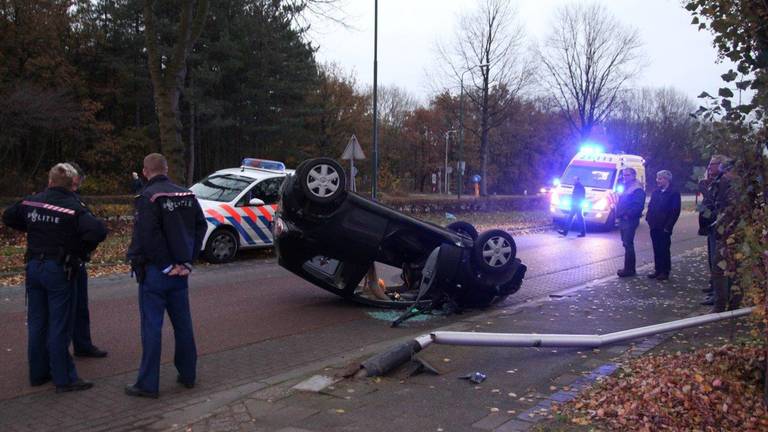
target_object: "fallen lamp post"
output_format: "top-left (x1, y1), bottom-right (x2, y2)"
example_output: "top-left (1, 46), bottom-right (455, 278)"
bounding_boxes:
top-left (358, 307), bottom-right (755, 377)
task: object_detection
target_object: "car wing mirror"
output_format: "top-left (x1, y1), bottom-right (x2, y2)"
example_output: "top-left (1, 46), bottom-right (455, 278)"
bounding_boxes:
top-left (248, 198), bottom-right (265, 206)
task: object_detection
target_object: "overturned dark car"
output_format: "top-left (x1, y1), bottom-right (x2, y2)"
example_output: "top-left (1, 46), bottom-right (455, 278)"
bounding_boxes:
top-left (273, 158), bottom-right (526, 311)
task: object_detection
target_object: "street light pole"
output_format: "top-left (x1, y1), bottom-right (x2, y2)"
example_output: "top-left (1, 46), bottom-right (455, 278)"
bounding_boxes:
top-left (371, 0), bottom-right (379, 200)
top-left (444, 130), bottom-right (456, 195)
top-left (458, 63), bottom-right (489, 200)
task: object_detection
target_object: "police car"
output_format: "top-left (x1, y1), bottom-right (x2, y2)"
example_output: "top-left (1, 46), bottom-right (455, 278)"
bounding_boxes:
top-left (190, 158), bottom-right (292, 263)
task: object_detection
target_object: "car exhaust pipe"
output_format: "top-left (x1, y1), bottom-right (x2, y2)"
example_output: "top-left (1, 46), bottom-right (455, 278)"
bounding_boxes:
top-left (359, 307), bottom-right (754, 377)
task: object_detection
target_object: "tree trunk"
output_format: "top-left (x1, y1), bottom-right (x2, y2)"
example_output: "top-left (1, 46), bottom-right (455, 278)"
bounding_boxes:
top-left (187, 102), bottom-right (196, 185)
top-left (143, 0), bottom-right (208, 183)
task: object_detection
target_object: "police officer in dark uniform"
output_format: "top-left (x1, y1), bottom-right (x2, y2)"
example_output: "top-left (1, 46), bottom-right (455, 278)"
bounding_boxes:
top-left (67, 162), bottom-right (108, 358)
top-left (2, 163), bottom-right (107, 392)
top-left (125, 153), bottom-right (207, 398)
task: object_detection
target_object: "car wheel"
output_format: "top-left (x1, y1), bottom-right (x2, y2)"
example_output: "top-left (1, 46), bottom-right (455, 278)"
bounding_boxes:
top-left (205, 229), bottom-right (239, 263)
top-left (446, 221), bottom-right (478, 241)
top-left (473, 229), bottom-right (517, 273)
top-left (298, 158), bottom-right (346, 204)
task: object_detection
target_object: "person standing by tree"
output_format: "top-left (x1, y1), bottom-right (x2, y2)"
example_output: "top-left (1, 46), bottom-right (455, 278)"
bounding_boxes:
top-left (698, 155), bottom-right (725, 305)
top-left (125, 153), bottom-right (207, 398)
top-left (645, 170), bottom-right (681, 281)
top-left (616, 168), bottom-right (646, 277)
top-left (559, 176), bottom-right (586, 237)
top-left (709, 159), bottom-right (739, 313)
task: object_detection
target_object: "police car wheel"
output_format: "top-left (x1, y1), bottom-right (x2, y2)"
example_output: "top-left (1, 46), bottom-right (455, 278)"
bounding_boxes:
top-left (298, 158), bottom-right (346, 204)
top-left (446, 221), bottom-right (478, 241)
top-left (473, 229), bottom-right (516, 274)
top-left (205, 229), bottom-right (239, 263)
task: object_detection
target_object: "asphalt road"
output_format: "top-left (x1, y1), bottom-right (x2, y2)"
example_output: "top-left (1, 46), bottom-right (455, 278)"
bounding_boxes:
top-left (0, 213), bottom-right (703, 401)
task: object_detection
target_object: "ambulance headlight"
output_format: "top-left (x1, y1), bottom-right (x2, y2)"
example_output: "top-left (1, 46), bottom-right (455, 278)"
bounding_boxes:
top-left (593, 197), bottom-right (609, 211)
top-left (550, 191), bottom-right (560, 205)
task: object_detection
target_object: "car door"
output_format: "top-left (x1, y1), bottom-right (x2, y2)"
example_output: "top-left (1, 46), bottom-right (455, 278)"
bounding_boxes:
top-left (236, 177), bottom-right (283, 246)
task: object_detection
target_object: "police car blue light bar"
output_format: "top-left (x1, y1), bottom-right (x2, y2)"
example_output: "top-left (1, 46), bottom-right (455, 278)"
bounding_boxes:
top-left (241, 158), bottom-right (286, 171)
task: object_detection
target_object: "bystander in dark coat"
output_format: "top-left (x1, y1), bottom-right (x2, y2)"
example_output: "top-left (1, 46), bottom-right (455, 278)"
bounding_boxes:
top-left (616, 168), bottom-right (646, 277)
top-left (645, 170), bottom-right (681, 281)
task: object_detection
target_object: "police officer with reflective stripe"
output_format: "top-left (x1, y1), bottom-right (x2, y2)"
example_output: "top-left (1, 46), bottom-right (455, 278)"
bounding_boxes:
top-left (125, 153), bottom-right (207, 398)
top-left (67, 162), bottom-right (108, 358)
top-left (2, 163), bottom-right (107, 393)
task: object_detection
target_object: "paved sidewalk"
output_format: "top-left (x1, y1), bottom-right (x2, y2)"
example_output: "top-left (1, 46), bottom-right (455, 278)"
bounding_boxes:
top-left (166, 247), bottom-right (750, 432)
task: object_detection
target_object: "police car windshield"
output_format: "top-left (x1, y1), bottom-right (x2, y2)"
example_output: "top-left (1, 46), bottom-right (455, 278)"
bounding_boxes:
top-left (561, 165), bottom-right (616, 189)
top-left (190, 174), bottom-right (252, 202)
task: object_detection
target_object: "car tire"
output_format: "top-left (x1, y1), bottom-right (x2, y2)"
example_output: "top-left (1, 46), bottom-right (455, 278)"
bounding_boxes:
top-left (204, 229), bottom-right (239, 263)
top-left (473, 229), bottom-right (517, 274)
top-left (446, 221), bottom-right (478, 241)
top-left (298, 158), bottom-right (346, 204)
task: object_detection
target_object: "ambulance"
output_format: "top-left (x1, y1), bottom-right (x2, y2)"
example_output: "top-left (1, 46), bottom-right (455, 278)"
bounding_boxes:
top-left (189, 158), bottom-right (292, 263)
top-left (549, 146), bottom-right (645, 230)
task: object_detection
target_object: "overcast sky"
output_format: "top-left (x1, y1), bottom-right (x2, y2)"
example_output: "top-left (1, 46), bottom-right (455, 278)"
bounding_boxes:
top-left (310, 0), bottom-right (736, 105)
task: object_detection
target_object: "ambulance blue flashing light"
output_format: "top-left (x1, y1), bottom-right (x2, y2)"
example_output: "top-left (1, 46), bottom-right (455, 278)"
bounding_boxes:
top-left (615, 184), bottom-right (625, 194)
top-left (578, 143), bottom-right (604, 155)
top-left (552, 178), bottom-right (561, 186)
top-left (241, 158), bottom-right (286, 171)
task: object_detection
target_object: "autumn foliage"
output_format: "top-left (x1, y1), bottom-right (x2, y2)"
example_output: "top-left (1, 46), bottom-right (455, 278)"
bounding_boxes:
top-left (555, 345), bottom-right (767, 431)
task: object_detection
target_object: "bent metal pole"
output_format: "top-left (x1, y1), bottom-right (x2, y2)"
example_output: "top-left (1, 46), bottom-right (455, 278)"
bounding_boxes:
top-left (360, 307), bottom-right (754, 377)
top-left (432, 307), bottom-right (754, 348)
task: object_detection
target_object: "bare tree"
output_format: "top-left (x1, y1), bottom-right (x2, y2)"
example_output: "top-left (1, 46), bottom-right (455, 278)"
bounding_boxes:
top-left (538, 2), bottom-right (643, 140)
top-left (437, 0), bottom-right (536, 195)
top-left (143, 0), bottom-right (208, 183)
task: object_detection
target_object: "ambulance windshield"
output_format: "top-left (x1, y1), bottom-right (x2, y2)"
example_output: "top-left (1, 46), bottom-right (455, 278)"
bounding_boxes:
top-left (191, 174), bottom-right (253, 202)
top-left (561, 165), bottom-right (616, 189)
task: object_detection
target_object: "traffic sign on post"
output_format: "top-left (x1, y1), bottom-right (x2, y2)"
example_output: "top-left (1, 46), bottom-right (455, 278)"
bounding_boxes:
top-left (340, 135), bottom-right (366, 192)
top-left (341, 134), bottom-right (366, 160)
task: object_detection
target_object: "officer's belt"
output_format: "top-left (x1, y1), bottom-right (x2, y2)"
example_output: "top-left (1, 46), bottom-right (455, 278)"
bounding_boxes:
top-left (26, 252), bottom-right (62, 262)
top-left (26, 248), bottom-right (66, 262)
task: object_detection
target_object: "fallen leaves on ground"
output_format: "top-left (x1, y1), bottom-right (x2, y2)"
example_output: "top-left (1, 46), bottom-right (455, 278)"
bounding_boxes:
top-left (553, 345), bottom-right (768, 431)
top-left (0, 219), bottom-right (133, 286)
